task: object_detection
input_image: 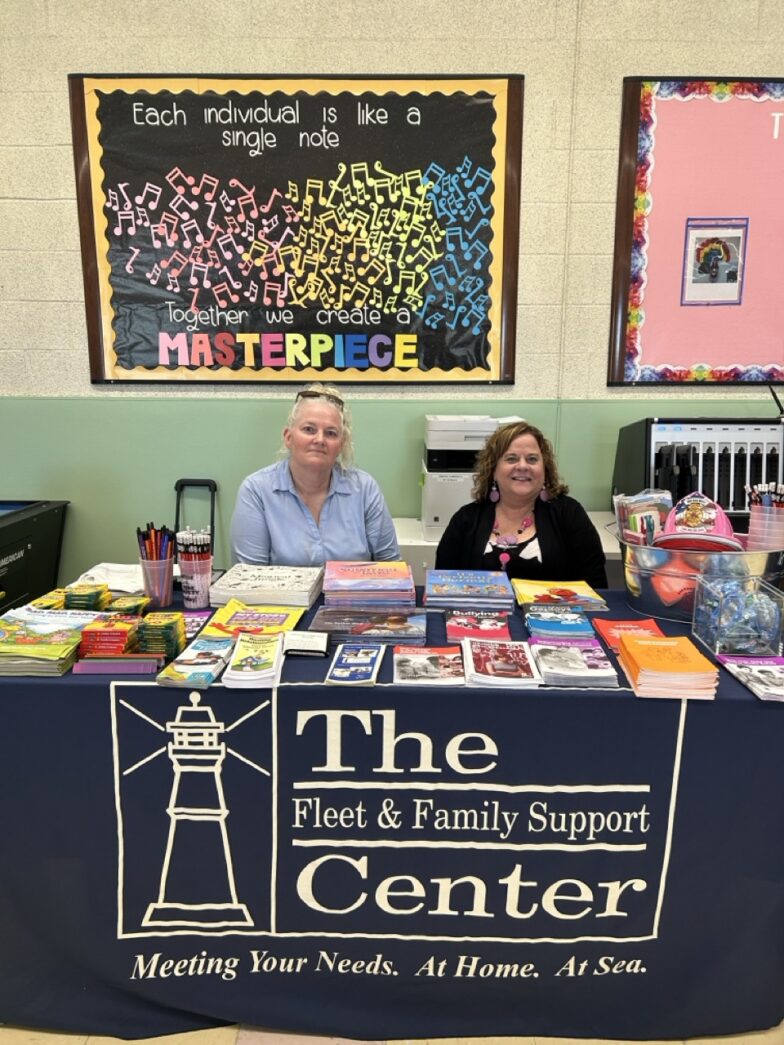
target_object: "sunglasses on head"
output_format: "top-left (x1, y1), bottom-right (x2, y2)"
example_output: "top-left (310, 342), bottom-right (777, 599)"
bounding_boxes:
top-left (296, 389), bottom-right (344, 411)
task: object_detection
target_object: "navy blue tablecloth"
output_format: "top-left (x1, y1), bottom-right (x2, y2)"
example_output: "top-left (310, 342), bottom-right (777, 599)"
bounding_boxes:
top-left (1, 590), bottom-right (783, 1039)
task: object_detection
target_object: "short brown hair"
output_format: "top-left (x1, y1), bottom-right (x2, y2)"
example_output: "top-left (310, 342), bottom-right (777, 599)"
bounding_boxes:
top-left (472, 422), bottom-right (568, 502)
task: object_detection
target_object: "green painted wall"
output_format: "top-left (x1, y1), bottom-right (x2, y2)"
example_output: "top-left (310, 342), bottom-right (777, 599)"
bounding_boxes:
top-left (4, 396), bottom-right (778, 583)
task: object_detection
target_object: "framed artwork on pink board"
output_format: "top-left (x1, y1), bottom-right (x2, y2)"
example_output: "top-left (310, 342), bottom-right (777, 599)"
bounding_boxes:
top-left (608, 77), bottom-right (784, 385)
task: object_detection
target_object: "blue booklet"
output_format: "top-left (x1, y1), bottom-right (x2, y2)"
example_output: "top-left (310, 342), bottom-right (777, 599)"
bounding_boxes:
top-left (424, 569), bottom-right (515, 608)
top-left (325, 642), bottom-right (385, 685)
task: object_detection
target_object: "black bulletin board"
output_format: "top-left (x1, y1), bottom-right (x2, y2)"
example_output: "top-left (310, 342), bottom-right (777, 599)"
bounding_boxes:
top-left (69, 75), bottom-right (523, 385)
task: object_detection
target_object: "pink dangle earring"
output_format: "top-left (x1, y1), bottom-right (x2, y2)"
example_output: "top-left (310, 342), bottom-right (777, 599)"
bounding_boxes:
top-left (539, 488), bottom-right (549, 502)
top-left (489, 480), bottom-right (500, 503)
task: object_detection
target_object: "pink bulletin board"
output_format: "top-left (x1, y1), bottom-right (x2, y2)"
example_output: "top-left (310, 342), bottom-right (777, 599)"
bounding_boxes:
top-left (608, 79), bottom-right (784, 385)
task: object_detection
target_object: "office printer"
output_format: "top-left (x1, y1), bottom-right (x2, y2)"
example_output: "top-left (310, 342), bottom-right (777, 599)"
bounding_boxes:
top-left (421, 415), bottom-right (522, 540)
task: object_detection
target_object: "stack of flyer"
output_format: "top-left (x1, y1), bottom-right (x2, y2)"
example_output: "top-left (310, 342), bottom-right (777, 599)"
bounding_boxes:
top-left (322, 561), bottom-right (416, 608)
top-left (423, 569), bottom-right (515, 611)
top-left (309, 606), bottom-right (427, 646)
top-left (461, 638), bottom-right (541, 687)
top-left (512, 579), bottom-right (608, 612)
top-left (0, 606), bottom-right (105, 676)
top-left (209, 564), bottom-right (324, 609)
top-left (325, 642), bottom-right (385, 685)
top-left (529, 637), bottom-right (619, 688)
top-left (156, 635), bottom-right (235, 689)
top-left (392, 645), bottom-right (465, 685)
top-left (223, 633), bottom-right (283, 688)
top-left (617, 633), bottom-right (718, 699)
top-left (717, 655), bottom-right (784, 701)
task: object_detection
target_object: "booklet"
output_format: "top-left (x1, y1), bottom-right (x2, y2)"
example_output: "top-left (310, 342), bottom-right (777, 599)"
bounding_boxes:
top-left (156, 635), bottom-right (235, 689)
top-left (461, 638), bottom-right (541, 687)
top-left (445, 609), bottom-right (511, 642)
top-left (201, 598), bottom-right (304, 637)
top-left (593, 616), bottom-right (665, 653)
top-left (511, 578), bottom-right (608, 612)
top-left (392, 645), bottom-right (465, 685)
top-left (528, 637), bottom-right (619, 688)
top-left (717, 655), bottom-right (784, 702)
top-left (524, 606), bottom-right (595, 638)
top-left (326, 642), bottom-right (385, 685)
top-left (617, 633), bottom-right (718, 699)
top-left (223, 633), bottom-right (283, 688)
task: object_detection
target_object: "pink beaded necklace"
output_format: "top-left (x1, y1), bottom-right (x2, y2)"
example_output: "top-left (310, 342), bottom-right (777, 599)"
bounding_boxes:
top-left (492, 514), bottom-right (535, 566)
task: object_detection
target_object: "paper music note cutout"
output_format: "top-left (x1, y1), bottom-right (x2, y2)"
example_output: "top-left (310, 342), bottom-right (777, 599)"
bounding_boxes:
top-left (166, 166), bottom-right (195, 197)
top-left (125, 247), bottom-right (140, 274)
top-left (189, 262), bottom-right (212, 288)
top-left (166, 273), bottom-right (180, 293)
top-left (113, 210), bottom-right (136, 236)
top-left (212, 282), bottom-right (239, 307)
top-left (286, 181), bottom-right (299, 203)
top-left (146, 263), bottom-right (161, 285)
top-left (192, 173), bottom-right (219, 201)
top-left (159, 250), bottom-right (189, 276)
top-left (180, 219), bottom-right (204, 249)
top-left (134, 181), bottom-right (162, 210)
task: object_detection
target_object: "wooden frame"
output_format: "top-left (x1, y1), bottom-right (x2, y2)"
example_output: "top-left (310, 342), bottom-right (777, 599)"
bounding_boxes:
top-left (608, 77), bottom-right (784, 385)
top-left (69, 74), bottom-right (523, 385)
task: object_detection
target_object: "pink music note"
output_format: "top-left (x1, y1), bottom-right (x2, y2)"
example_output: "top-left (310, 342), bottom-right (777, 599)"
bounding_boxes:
top-left (166, 166), bottom-right (195, 197)
top-left (113, 210), bottom-right (136, 236)
top-left (134, 181), bottom-right (163, 210)
top-left (212, 282), bottom-right (239, 307)
top-left (225, 215), bottom-right (241, 234)
top-left (243, 220), bottom-right (256, 242)
top-left (219, 190), bottom-right (235, 212)
top-left (244, 281), bottom-right (259, 303)
top-left (236, 191), bottom-right (258, 222)
top-left (117, 182), bottom-right (133, 210)
top-left (180, 219), bottom-right (204, 249)
top-left (125, 247), bottom-right (140, 274)
top-left (229, 177), bottom-right (255, 195)
top-left (107, 189), bottom-right (121, 212)
top-left (263, 275), bottom-right (289, 307)
top-left (146, 263), bottom-right (161, 285)
top-left (189, 287), bottom-right (200, 310)
top-left (217, 232), bottom-right (242, 259)
top-left (189, 261), bottom-right (212, 288)
top-left (170, 193), bottom-right (198, 217)
top-left (205, 201), bottom-right (218, 229)
top-left (282, 204), bottom-right (300, 224)
top-left (192, 173), bottom-right (219, 201)
top-left (166, 272), bottom-right (180, 293)
top-left (160, 250), bottom-right (189, 276)
top-left (135, 206), bottom-right (151, 228)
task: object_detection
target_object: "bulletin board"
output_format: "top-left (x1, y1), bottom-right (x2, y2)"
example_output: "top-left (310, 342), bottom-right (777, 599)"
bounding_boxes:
top-left (607, 77), bottom-right (784, 385)
top-left (69, 75), bottom-right (523, 385)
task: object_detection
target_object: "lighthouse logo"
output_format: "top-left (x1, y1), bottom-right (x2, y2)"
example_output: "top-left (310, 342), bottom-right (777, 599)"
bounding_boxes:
top-left (111, 683), bottom-right (273, 938)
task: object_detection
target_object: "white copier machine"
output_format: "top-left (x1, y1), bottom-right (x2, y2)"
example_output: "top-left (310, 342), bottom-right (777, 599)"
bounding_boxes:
top-left (421, 414), bottom-right (524, 540)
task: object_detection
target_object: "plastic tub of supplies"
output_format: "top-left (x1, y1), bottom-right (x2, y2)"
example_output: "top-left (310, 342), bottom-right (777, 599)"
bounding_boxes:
top-left (611, 526), bottom-right (784, 622)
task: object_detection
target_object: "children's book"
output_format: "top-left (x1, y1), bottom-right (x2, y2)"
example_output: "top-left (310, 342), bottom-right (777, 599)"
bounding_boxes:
top-left (223, 633), bottom-right (283, 688)
top-left (322, 561), bottom-right (416, 607)
top-left (461, 638), bottom-right (541, 687)
top-left (592, 617), bottom-right (665, 653)
top-left (511, 578), bottom-right (608, 612)
top-left (201, 598), bottom-right (304, 637)
top-left (325, 642), bottom-right (385, 685)
top-left (528, 637), bottom-right (619, 688)
top-left (445, 609), bottom-right (511, 642)
top-left (156, 635), bottom-right (235, 689)
top-left (617, 633), bottom-right (717, 699)
top-left (717, 655), bottom-right (784, 702)
top-left (209, 564), bottom-right (324, 608)
top-left (423, 570), bottom-right (515, 609)
top-left (392, 645), bottom-right (465, 685)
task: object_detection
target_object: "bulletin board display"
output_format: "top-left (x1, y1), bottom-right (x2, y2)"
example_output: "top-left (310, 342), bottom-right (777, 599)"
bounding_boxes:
top-left (69, 75), bottom-right (523, 385)
top-left (607, 77), bottom-right (784, 385)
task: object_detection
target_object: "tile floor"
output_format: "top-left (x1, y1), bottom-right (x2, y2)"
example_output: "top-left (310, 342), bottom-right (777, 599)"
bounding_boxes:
top-left (1, 1022), bottom-right (784, 1045)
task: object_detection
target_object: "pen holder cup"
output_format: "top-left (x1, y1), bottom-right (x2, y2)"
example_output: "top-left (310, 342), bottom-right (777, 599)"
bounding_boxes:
top-left (179, 556), bottom-right (213, 610)
top-left (746, 505), bottom-right (784, 551)
top-left (610, 524), bottom-right (784, 622)
top-left (140, 558), bottom-right (174, 609)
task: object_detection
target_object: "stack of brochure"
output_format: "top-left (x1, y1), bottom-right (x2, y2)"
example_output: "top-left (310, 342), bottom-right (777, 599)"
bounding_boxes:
top-left (617, 633), bottom-right (717, 699)
top-left (511, 579), bottom-right (608, 612)
top-left (209, 564), bottom-right (324, 609)
top-left (156, 635), bottom-right (235, 689)
top-left (717, 655), bottom-right (784, 701)
top-left (592, 617), bottom-right (664, 653)
top-left (325, 642), bottom-right (385, 685)
top-left (322, 561), bottom-right (416, 608)
top-left (309, 606), bottom-right (427, 646)
top-left (524, 606), bottom-right (595, 639)
top-left (423, 569), bottom-right (515, 610)
top-left (461, 638), bottom-right (541, 687)
top-left (529, 637), bottom-right (619, 688)
top-left (392, 645), bottom-right (465, 685)
top-left (223, 633), bottom-right (283, 688)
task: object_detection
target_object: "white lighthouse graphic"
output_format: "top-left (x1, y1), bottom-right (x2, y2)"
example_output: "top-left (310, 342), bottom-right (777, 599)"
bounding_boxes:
top-left (143, 691), bottom-right (253, 928)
